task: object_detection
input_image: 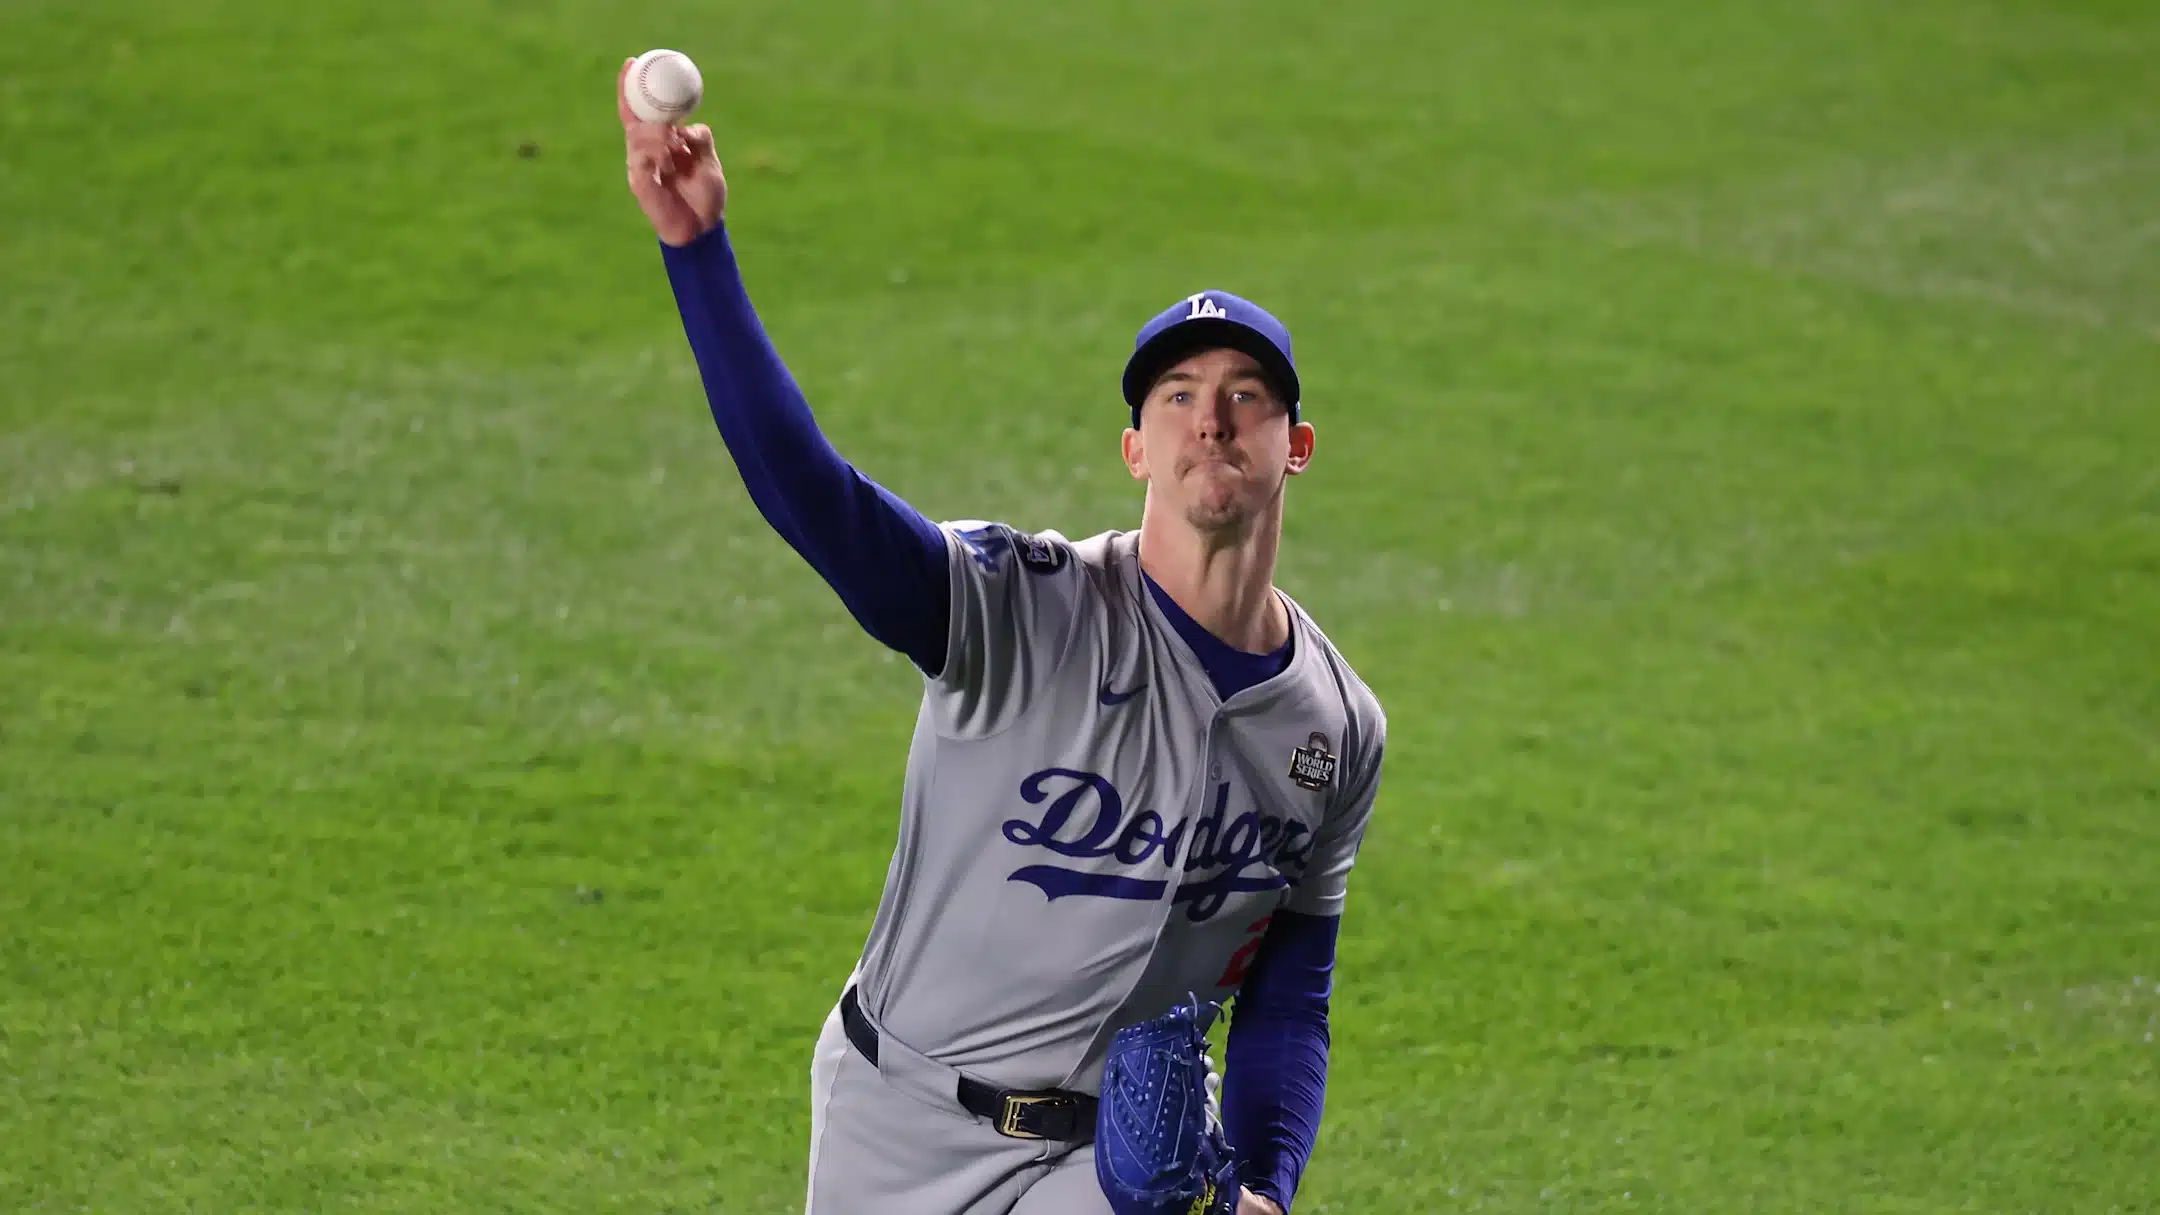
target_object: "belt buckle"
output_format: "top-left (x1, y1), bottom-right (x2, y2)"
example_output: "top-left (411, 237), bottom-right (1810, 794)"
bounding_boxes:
top-left (996, 1093), bottom-right (1065, 1140)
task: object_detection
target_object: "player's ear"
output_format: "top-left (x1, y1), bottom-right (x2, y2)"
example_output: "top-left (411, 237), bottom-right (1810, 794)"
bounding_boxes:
top-left (1285, 420), bottom-right (1316, 475)
top-left (1121, 426), bottom-right (1149, 480)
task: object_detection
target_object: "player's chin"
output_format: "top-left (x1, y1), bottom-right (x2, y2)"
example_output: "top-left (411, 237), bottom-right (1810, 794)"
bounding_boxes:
top-left (1182, 494), bottom-right (1253, 533)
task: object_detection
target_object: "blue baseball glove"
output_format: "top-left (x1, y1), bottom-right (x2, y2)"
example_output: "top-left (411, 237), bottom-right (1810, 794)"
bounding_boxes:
top-left (1095, 995), bottom-right (1240, 1215)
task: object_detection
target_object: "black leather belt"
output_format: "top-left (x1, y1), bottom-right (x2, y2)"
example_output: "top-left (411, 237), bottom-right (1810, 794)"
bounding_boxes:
top-left (839, 986), bottom-right (1097, 1142)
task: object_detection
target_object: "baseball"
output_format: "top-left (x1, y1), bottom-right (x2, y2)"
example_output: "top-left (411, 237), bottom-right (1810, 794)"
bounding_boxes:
top-left (627, 49), bottom-right (703, 125)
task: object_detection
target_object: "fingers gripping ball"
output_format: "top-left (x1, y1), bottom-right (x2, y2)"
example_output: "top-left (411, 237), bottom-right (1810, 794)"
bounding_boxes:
top-left (627, 49), bottom-right (703, 124)
top-left (1096, 996), bottom-right (1240, 1215)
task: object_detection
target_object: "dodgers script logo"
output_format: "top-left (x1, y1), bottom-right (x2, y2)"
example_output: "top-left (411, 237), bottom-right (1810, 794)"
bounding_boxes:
top-left (1002, 768), bottom-right (1314, 922)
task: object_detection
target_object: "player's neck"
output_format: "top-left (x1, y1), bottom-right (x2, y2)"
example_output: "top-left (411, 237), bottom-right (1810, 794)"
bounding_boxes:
top-left (1135, 501), bottom-right (1289, 655)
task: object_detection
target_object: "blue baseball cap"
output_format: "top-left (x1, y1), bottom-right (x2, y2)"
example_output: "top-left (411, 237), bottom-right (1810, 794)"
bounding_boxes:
top-left (1121, 291), bottom-right (1300, 427)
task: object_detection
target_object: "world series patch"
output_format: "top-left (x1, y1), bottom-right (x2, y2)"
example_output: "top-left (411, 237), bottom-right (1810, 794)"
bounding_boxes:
top-left (1288, 732), bottom-right (1337, 791)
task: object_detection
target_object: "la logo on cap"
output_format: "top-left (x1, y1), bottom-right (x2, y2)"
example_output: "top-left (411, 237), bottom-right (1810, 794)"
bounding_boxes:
top-left (1184, 293), bottom-right (1228, 320)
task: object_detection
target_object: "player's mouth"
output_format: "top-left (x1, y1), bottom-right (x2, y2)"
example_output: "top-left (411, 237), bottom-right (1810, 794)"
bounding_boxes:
top-left (1181, 449), bottom-right (1245, 476)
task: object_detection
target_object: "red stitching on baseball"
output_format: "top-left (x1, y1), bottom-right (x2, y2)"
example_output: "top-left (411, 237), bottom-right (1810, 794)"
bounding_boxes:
top-left (636, 55), bottom-right (691, 117)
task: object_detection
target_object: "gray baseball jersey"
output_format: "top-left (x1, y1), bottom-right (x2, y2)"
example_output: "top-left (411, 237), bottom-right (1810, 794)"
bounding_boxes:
top-left (850, 521), bottom-right (1388, 1097)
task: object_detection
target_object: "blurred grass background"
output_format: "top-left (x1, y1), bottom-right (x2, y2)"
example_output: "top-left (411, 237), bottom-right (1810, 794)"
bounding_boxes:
top-left (2, 0), bottom-right (2156, 1209)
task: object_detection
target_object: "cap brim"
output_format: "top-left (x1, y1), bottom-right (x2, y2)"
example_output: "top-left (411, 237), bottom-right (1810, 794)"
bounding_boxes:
top-left (1121, 319), bottom-right (1301, 420)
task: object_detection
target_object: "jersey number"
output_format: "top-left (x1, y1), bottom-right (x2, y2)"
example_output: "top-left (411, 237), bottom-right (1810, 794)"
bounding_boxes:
top-left (1214, 914), bottom-right (1274, 987)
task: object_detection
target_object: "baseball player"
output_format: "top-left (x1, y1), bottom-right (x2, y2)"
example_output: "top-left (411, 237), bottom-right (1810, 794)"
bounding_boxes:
top-left (618, 62), bottom-right (1387, 1215)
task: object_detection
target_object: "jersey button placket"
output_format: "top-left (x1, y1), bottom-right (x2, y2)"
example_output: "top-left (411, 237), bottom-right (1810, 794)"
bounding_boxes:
top-left (1173, 712), bottom-right (1227, 908)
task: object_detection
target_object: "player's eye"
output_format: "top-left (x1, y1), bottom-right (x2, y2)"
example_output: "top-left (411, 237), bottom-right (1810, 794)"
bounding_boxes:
top-left (1169, 391), bottom-right (1192, 404)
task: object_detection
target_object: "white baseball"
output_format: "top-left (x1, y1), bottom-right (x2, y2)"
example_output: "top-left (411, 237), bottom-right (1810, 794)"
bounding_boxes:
top-left (627, 49), bottom-right (703, 125)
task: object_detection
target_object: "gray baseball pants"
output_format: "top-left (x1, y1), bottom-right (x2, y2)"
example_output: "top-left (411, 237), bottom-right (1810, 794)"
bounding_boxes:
top-left (804, 1001), bottom-right (1114, 1214)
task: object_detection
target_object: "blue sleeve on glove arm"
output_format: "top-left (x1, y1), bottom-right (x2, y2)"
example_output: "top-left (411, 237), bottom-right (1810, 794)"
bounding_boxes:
top-left (659, 225), bottom-right (951, 675)
top-left (1224, 910), bottom-right (1340, 1211)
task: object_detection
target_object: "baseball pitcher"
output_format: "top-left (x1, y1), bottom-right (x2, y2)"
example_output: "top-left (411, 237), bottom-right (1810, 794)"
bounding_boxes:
top-left (618, 61), bottom-right (1388, 1215)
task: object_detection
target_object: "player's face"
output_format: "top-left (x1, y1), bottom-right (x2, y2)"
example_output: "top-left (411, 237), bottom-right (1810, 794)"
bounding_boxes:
top-left (1122, 348), bottom-right (1316, 534)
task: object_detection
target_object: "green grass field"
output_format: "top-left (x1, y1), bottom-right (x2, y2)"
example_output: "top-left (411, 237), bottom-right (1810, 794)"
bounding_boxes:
top-left (4, 0), bottom-right (2157, 1209)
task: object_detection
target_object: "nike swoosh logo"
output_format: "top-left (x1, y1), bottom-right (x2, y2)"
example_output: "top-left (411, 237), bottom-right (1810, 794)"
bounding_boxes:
top-left (1098, 681), bottom-right (1144, 706)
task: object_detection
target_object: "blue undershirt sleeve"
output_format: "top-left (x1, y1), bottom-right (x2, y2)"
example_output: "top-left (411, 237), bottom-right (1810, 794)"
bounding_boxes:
top-left (1223, 909), bottom-right (1339, 1212)
top-left (659, 224), bottom-right (951, 675)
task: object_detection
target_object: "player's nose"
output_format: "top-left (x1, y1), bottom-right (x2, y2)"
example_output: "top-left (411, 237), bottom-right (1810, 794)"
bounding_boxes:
top-left (1192, 389), bottom-right (1236, 438)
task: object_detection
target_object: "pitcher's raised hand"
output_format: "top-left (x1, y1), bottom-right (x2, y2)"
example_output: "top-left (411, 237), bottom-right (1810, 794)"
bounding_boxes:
top-left (618, 57), bottom-right (726, 246)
